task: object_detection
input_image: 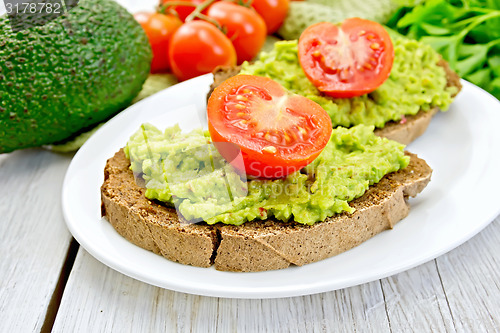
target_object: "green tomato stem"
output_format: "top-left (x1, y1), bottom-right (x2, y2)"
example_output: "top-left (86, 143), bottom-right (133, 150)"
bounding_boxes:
top-left (157, 1), bottom-right (198, 16)
top-left (185, 0), bottom-right (217, 22)
top-left (195, 13), bottom-right (224, 31)
top-left (238, 0), bottom-right (253, 7)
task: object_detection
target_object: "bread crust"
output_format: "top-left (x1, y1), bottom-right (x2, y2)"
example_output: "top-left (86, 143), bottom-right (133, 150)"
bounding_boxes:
top-left (374, 108), bottom-right (438, 145)
top-left (101, 149), bottom-right (432, 272)
top-left (208, 59), bottom-right (461, 145)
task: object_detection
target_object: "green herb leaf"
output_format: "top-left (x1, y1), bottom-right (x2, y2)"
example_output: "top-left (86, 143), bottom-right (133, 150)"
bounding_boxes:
top-left (420, 22), bottom-right (452, 35)
top-left (487, 54), bottom-right (500, 77)
top-left (488, 77), bottom-right (500, 99)
top-left (420, 35), bottom-right (461, 66)
top-left (397, 0), bottom-right (458, 29)
top-left (386, 0), bottom-right (500, 99)
top-left (456, 43), bottom-right (489, 76)
top-left (465, 68), bottom-right (491, 87)
top-left (487, 0), bottom-right (500, 11)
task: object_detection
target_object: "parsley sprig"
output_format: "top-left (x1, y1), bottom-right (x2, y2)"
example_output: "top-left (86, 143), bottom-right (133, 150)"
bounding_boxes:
top-left (388, 0), bottom-right (500, 99)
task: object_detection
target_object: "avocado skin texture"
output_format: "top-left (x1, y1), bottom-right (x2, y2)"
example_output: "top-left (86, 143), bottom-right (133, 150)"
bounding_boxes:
top-left (0, 0), bottom-right (152, 153)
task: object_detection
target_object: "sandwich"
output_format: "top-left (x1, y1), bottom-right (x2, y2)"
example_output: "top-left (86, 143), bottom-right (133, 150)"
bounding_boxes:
top-left (101, 126), bottom-right (431, 272)
top-left (100, 19), bottom-right (459, 272)
top-left (210, 21), bottom-right (461, 145)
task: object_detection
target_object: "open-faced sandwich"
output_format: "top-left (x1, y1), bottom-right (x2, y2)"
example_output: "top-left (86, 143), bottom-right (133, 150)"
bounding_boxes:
top-left (101, 19), bottom-right (459, 272)
top-left (210, 19), bottom-right (462, 145)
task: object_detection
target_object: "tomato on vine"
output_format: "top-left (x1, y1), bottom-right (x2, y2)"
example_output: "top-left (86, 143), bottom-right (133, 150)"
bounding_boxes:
top-left (134, 12), bottom-right (182, 73)
top-left (168, 20), bottom-right (237, 81)
top-left (159, 0), bottom-right (205, 22)
top-left (248, 0), bottom-right (289, 34)
top-left (206, 1), bottom-right (266, 63)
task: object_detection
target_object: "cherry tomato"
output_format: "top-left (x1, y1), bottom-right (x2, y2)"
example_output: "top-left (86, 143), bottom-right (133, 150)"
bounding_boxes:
top-left (134, 12), bottom-right (182, 73)
top-left (250, 0), bottom-right (289, 34)
top-left (298, 19), bottom-right (394, 98)
top-left (159, 0), bottom-right (205, 22)
top-left (208, 75), bottom-right (332, 178)
top-left (206, 2), bottom-right (267, 64)
top-left (169, 20), bottom-right (237, 81)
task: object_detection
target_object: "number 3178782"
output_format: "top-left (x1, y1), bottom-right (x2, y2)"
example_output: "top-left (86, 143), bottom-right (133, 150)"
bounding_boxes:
top-left (5, 2), bottom-right (62, 14)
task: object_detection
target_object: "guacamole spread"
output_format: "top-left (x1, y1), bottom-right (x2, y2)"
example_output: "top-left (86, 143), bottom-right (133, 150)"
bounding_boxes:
top-left (240, 38), bottom-right (458, 128)
top-left (125, 124), bottom-right (409, 226)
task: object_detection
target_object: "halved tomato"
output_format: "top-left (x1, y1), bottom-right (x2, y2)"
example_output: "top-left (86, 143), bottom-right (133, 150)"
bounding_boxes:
top-left (207, 75), bottom-right (332, 179)
top-left (298, 19), bottom-right (394, 98)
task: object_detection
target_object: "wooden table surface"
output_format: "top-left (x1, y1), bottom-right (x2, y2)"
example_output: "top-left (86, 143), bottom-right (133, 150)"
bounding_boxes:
top-left (1, 145), bottom-right (500, 333)
top-left (1, 2), bottom-right (499, 332)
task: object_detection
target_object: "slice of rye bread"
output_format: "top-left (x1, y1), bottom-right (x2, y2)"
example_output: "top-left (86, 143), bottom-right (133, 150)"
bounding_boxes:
top-left (208, 58), bottom-right (462, 145)
top-left (101, 149), bottom-right (432, 272)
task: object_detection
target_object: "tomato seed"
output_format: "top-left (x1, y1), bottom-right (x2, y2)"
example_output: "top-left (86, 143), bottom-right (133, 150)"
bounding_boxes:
top-left (284, 131), bottom-right (291, 143)
top-left (312, 50), bottom-right (322, 58)
top-left (262, 146), bottom-right (277, 154)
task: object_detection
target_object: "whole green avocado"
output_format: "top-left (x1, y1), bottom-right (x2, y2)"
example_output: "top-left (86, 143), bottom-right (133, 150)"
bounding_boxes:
top-left (0, 0), bottom-right (152, 153)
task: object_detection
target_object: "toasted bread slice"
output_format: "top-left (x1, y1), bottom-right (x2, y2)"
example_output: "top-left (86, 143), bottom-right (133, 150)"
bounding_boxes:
top-left (208, 58), bottom-right (461, 145)
top-left (101, 149), bottom-right (432, 272)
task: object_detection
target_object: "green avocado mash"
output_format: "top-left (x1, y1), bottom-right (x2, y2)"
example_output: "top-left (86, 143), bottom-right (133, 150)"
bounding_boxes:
top-left (240, 38), bottom-right (458, 128)
top-left (125, 124), bottom-right (409, 226)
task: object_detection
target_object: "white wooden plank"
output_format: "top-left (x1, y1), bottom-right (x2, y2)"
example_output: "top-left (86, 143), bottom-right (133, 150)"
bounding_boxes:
top-left (51, 200), bottom-right (500, 333)
top-left (53, 248), bottom-right (391, 332)
top-left (436, 217), bottom-right (500, 332)
top-left (380, 216), bottom-right (500, 332)
top-left (381, 260), bottom-right (455, 332)
top-left (0, 154), bottom-right (8, 167)
top-left (344, 281), bottom-right (390, 332)
top-left (52, 249), bottom-right (182, 333)
top-left (0, 149), bottom-right (74, 332)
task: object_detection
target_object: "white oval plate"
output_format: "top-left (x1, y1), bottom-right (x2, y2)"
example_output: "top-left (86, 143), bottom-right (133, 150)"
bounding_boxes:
top-left (62, 75), bottom-right (500, 299)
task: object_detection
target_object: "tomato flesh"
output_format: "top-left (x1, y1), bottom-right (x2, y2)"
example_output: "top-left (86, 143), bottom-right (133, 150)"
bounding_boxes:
top-left (208, 75), bottom-right (332, 178)
top-left (298, 19), bottom-right (394, 98)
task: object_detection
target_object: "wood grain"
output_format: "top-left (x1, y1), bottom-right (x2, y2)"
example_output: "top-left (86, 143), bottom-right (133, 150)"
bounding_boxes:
top-left (2, 147), bottom-right (499, 332)
top-left (53, 249), bottom-right (393, 333)
top-left (381, 261), bottom-right (455, 332)
top-left (51, 216), bottom-right (500, 332)
top-left (0, 149), bottom-right (74, 332)
top-left (437, 218), bottom-right (500, 332)
top-left (4, 2), bottom-right (498, 331)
